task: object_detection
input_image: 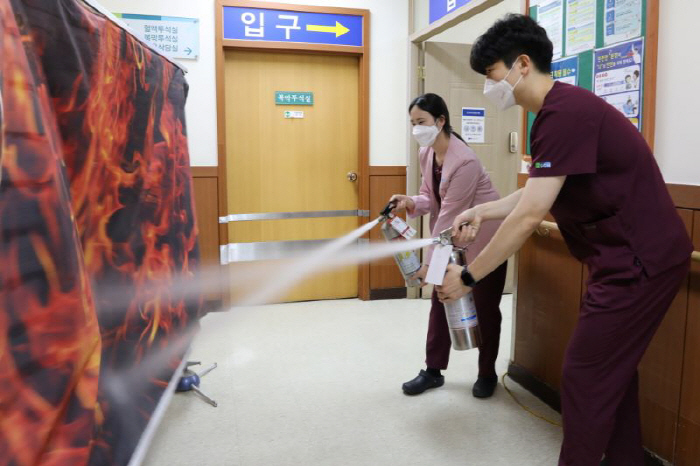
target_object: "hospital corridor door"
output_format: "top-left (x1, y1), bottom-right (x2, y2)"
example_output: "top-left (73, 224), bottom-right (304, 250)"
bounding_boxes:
top-left (223, 50), bottom-right (362, 302)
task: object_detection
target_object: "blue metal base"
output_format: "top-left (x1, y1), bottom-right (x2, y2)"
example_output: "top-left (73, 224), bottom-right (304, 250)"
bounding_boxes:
top-left (176, 361), bottom-right (218, 407)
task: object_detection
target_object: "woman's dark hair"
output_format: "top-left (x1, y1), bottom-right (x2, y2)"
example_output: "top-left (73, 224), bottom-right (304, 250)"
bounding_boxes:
top-left (470, 14), bottom-right (553, 75)
top-left (408, 93), bottom-right (466, 143)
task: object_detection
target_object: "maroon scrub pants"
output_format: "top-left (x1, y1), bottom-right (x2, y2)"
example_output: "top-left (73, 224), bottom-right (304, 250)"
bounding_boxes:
top-left (425, 261), bottom-right (507, 377)
top-left (558, 259), bottom-right (690, 466)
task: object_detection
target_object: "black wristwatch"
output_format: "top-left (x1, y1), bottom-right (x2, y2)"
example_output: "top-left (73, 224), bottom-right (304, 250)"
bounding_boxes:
top-left (460, 267), bottom-right (478, 288)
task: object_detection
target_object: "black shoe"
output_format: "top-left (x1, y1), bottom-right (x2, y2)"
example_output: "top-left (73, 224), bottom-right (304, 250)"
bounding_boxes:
top-left (472, 375), bottom-right (498, 398)
top-left (402, 370), bottom-right (445, 395)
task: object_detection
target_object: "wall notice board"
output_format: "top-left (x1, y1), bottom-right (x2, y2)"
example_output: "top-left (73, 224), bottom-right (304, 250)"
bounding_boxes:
top-left (525, 0), bottom-right (659, 155)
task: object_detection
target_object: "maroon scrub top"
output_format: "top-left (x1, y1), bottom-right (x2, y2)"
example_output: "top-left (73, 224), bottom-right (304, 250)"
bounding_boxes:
top-left (529, 81), bottom-right (692, 281)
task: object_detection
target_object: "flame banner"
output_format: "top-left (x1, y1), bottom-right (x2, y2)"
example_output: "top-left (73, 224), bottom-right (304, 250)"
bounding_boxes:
top-left (0, 1), bottom-right (203, 464)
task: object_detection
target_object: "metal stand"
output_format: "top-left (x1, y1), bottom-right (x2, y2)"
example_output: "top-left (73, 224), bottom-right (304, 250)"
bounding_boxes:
top-left (176, 361), bottom-right (218, 407)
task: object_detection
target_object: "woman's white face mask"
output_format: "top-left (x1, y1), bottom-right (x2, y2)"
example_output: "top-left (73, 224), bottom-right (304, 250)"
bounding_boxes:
top-left (483, 60), bottom-right (523, 111)
top-left (412, 123), bottom-right (441, 147)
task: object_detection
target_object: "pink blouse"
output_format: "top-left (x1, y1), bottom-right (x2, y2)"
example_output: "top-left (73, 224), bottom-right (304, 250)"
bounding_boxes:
top-left (408, 134), bottom-right (502, 265)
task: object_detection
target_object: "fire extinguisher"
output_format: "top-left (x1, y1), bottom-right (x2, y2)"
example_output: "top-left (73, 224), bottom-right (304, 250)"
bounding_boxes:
top-left (436, 227), bottom-right (481, 351)
top-left (378, 201), bottom-right (422, 287)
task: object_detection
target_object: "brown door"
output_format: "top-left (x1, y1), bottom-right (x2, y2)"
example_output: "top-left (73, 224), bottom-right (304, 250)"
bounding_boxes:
top-left (223, 50), bottom-right (360, 302)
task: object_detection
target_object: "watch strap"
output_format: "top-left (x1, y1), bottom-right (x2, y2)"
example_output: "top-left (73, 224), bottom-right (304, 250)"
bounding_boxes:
top-left (460, 267), bottom-right (478, 287)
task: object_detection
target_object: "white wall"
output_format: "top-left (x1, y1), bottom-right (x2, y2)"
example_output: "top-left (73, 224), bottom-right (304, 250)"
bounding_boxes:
top-left (91, 1), bottom-right (699, 183)
top-left (654, 1), bottom-right (700, 186)
top-left (99, 0), bottom-right (409, 167)
top-left (413, 0), bottom-right (430, 32)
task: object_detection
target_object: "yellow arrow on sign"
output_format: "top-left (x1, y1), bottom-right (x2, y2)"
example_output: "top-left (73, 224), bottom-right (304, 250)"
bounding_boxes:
top-left (306, 21), bottom-right (350, 38)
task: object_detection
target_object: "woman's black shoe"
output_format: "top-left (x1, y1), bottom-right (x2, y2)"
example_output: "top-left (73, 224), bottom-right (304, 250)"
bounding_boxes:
top-left (472, 375), bottom-right (498, 398)
top-left (402, 370), bottom-right (445, 395)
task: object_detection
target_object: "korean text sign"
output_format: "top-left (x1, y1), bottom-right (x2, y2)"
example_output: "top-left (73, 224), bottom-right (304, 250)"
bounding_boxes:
top-left (115, 14), bottom-right (199, 60)
top-left (223, 7), bottom-right (363, 47)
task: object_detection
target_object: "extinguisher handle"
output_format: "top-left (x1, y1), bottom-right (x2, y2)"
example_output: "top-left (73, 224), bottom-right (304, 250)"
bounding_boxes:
top-left (380, 200), bottom-right (397, 217)
top-left (438, 222), bottom-right (473, 247)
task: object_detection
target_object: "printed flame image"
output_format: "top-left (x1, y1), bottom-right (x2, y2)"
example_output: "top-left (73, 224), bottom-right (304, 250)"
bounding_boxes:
top-left (0, 1), bottom-right (101, 465)
top-left (0, 0), bottom-right (203, 465)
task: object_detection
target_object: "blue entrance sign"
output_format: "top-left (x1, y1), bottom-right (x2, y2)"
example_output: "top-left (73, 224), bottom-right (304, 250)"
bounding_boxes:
top-left (429, 0), bottom-right (475, 24)
top-left (223, 7), bottom-right (363, 47)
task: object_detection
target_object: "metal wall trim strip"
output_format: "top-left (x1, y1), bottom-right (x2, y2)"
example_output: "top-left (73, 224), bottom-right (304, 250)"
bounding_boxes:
top-left (223, 239), bottom-right (338, 263)
top-left (219, 210), bottom-right (367, 223)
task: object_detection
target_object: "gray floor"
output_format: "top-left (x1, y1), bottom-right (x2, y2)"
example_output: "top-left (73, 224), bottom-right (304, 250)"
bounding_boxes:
top-left (143, 295), bottom-right (563, 466)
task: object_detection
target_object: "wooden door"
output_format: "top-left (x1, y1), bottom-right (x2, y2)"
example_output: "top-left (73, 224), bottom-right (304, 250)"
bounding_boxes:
top-left (223, 50), bottom-right (360, 302)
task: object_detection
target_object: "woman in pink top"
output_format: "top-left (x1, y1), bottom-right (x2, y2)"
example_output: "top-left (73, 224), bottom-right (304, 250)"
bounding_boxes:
top-left (390, 93), bottom-right (507, 398)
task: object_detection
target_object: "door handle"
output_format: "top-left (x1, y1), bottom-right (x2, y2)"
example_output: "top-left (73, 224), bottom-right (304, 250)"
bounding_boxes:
top-left (509, 132), bottom-right (518, 154)
top-left (347, 172), bottom-right (358, 182)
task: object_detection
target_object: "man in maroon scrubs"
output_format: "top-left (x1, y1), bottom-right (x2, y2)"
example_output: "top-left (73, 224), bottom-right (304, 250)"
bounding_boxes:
top-left (436, 14), bottom-right (693, 465)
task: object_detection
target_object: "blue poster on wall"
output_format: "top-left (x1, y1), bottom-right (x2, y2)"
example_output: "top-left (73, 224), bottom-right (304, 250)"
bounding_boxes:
top-left (594, 38), bottom-right (644, 129)
top-left (551, 55), bottom-right (579, 85)
top-left (222, 6), bottom-right (363, 47)
top-left (429, 0), bottom-right (474, 24)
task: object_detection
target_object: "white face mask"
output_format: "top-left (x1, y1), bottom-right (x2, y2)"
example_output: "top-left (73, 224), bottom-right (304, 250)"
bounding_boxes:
top-left (412, 124), bottom-right (441, 147)
top-left (483, 60), bottom-right (523, 111)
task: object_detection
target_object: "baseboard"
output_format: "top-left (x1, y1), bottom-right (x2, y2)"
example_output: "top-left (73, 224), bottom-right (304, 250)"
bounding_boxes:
top-left (643, 452), bottom-right (666, 466)
top-left (507, 363), bottom-right (666, 466)
top-left (507, 363), bottom-right (561, 412)
top-left (369, 287), bottom-right (407, 300)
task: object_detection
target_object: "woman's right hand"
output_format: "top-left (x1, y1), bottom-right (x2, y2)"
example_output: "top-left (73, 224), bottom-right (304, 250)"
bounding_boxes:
top-left (389, 194), bottom-right (415, 213)
top-left (410, 264), bottom-right (429, 287)
top-left (452, 207), bottom-right (482, 245)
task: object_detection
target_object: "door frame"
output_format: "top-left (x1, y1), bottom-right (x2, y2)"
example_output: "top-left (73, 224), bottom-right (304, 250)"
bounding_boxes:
top-left (215, 1), bottom-right (371, 303)
top-left (407, 0), bottom-right (520, 213)
top-left (405, 0), bottom-right (510, 299)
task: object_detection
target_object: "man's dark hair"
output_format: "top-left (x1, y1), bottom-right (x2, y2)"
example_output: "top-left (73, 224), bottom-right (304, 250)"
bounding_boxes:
top-left (470, 14), bottom-right (553, 75)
